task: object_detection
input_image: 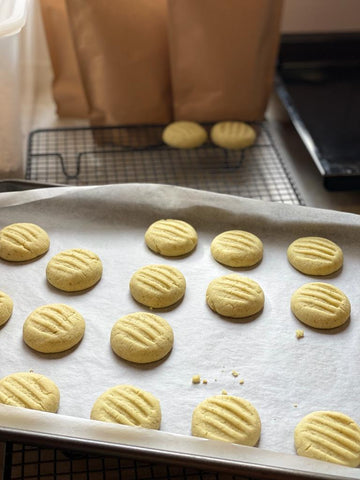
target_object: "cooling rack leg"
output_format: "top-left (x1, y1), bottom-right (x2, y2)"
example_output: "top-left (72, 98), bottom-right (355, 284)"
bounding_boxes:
top-left (2, 442), bottom-right (13, 480)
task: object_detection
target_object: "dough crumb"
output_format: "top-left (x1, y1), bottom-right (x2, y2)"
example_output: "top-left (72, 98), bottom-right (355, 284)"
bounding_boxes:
top-left (296, 329), bottom-right (304, 339)
top-left (221, 389), bottom-right (228, 395)
top-left (239, 379), bottom-right (244, 385)
top-left (231, 370), bottom-right (239, 377)
top-left (202, 379), bottom-right (208, 384)
top-left (192, 375), bottom-right (201, 384)
top-left (293, 403), bottom-right (298, 408)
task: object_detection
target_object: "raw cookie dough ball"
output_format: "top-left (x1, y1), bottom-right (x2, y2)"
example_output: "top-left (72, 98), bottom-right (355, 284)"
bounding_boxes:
top-left (90, 384), bottom-right (161, 429)
top-left (210, 121), bottom-right (256, 150)
top-left (0, 371), bottom-right (60, 413)
top-left (0, 223), bottom-right (50, 261)
top-left (145, 219), bottom-right (198, 257)
top-left (295, 411), bottom-right (360, 467)
top-left (291, 282), bottom-right (350, 329)
top-left (23, 304), bottom-right (85, 353)
top-left (287, 236), bottom-right (343, 275)
top-left (46, 248), bottom-right (102, 292)
top-left (192, 394), bottom-right (261, 445)
top-left (162, 121), bottom-right (207, 149)
top-left (211, 230), bottom-right (263, 267)
top-left (206, 274), bottom-right (264, 318)
top-left (111, 312), bottom-right (174, 363)
top-left (130, 264), bottom-right (186, 308)
top-left (0, 291), bottom-right (13, 326)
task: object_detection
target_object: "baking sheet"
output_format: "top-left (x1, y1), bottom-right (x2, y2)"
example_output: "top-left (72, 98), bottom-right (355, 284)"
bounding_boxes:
top-left (0, 184), bottom-right (359, 478)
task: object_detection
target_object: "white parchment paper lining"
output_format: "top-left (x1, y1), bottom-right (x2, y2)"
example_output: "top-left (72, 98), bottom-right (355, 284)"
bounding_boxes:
top-left (0, 184), bottom-right (359, 478)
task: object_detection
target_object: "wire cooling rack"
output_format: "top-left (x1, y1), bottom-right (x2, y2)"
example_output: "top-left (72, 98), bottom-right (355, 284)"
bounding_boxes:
top-left (4, 443), bottom-right (251, 480)
top-left (26, 123), bottom-right (304, 205)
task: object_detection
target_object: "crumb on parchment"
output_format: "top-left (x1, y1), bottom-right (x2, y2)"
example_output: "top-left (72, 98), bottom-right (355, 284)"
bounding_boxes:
top-left (231, 370), bottom-right (239, 377)
top-left (192, 374), bottom-right (201, 384)
top-left (202, 379), bottom-right (208, 384)
top-left (296, 329), bottom-right (304, 339)
top-left (221, 389), bottom-right (228, 395)
top-left (239, 379), bottom-right (244, 385)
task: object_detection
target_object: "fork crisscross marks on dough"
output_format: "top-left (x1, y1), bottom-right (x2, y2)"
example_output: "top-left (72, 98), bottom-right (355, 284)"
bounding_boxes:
top-left (291, 282), bottom-right (350, 329)
top-left (206, 274), bottom-right (264, 318)
top-left (192, 395), bottom-right (261, 446)
top-left (111, 312), bottom-right (174, 363)
top-left (0, 223), bottom-right (49, 261)
top-left (90, 385), bottom-right (161, 429)
top-left (0, 372), bottom-right (59, 412)
top-left (295, 411), bottom-right (360, 467)
top-left (287, 237), bottom-right (343, 275)
top-left (130, 265), bottom-right (186, 308)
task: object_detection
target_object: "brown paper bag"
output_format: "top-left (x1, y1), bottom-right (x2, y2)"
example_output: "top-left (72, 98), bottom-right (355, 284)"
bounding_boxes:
top-left (65, 0), bottom-right (172, 128)
top-left (40, 0), bottom-right (89, 118)
top-left (167, 0), bottom-right (283, 122)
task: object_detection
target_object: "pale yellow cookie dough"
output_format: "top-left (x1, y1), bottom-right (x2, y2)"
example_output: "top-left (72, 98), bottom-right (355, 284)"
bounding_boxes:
top-left (287, 236), bottom-right (343, 276)
top-left (0, 222), bottom-right (50, 261)
top-left (206, 274), bottom-right (264, 318)
top-left (211, 230), bottom-right (263, 267)
top-left (46, 248), bottom-right (102, 292)
top-left (192, 394), bottom-right (261, 445)
top-left (0, 291), bottom-right (13, 326)
top-left (90, 384), bottom-right (161, 429)
top-left (145, 219), bottom-right (198, 257)
top-left (23, 304), bottom-right (85, 353)
top-left (291, 282), bottom-right (350, 329)
top-left (210, 121), bottom-right (256, 150)
top-left (111, 312), bottom-right (174, 363)
top-left (130, 264), bottom-right (186, 308)
top-left (162, 121), bottom-right (207, 149)
top-left (295, 411), bottom-right (360, 467)
top-left (0, 371), bottom-right (60, 413)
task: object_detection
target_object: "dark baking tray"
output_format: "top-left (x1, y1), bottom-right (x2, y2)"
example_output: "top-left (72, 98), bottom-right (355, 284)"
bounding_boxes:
top-left (276, 32), bottom-right (360, 190)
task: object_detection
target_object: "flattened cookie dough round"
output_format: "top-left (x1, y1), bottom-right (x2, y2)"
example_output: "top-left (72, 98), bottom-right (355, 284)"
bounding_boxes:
top-left (162, 121), bottom-right (207, 149)
top-left (291, 282), bottom-right (350, 329)
top-left (111, 312), bottom-right (174, 363)
top-left (210, 121), bottom-right (256, 150)
top-left (145, 219), bottom-right (198, 257)
top-left (90, 384), bottom-right (161, 429)
top-left (287, 236), bottom-right (343, 276)
top-left (46, 248), bottom-right (102, 292)
top-left (130, 264), bottom-right (186, 308)
top-left (192, 394), bottom-right (261, 446)
top-left (0, 371), bottom-right (60, 413)
top-left (295, 411), bottom-right (360, 467)
top-left (23, 304), bottom-right (85, 353)
top-left (0, 222), bottom-right (50, 261)
top-left (211, 230), bottom-right (263, 267)
top-left (0, 291), bottom-right (13, 326)
top-left (206, 274), bottom-right (264, 318)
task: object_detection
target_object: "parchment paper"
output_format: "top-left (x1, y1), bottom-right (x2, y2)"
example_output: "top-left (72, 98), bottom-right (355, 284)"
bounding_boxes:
top-left (0, 184), bottom-right (359, 477)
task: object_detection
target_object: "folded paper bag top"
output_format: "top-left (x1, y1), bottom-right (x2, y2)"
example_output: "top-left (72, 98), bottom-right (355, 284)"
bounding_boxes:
top-left (167, 0), bottom-right (283, 122)
top-left (65, 0), bottom-right (172, 126)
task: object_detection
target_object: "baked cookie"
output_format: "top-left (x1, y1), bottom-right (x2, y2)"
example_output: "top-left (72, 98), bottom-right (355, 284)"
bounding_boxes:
top-left (0, 291), bottom-right (13, 326)
top-left (206, 274), bottom-right (264, 318)
top-left (211, 230), bottom-right (263, 267)
top-left (295, 411), bottom-right (360, 467)
top-left (130, 264), bottom-right (186, 308)
top-left (145, 219), bottom-right (198, 257)
top-left (23, 304), bottom-right (85, 353)
top-left (192, 394), bottom-right (261, 446)
top-left (46, 248), bottom-right (102, 292)
top-left (291, 282), bottom-right (350, 329)
top-left (111, 312), bottom-right (174, 363)
top-left (287, 236), bottom-right (343, 276)
top-left (0, 371), bottom-right (60, 413)
top-left (90, 384), bottom-right (161, 429)
top-left (210, 121), bottom-right (256, 150)
top-left (0, 222), bottom-right (50, 261)
top-left (162, 121), bottom-right (207, 149)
